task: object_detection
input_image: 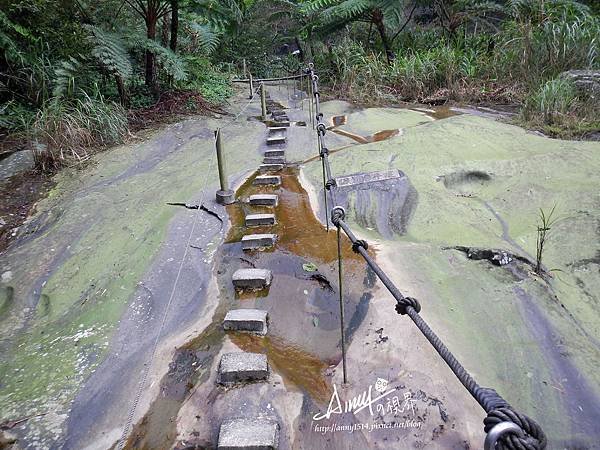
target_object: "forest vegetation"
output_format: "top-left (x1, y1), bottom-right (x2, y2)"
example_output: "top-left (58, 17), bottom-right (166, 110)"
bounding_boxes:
top-left (1, 0), bottom-right (599, 172)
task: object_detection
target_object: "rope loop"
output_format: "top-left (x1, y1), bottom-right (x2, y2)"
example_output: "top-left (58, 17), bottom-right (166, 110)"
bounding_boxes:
top-left (331, 206), bottom-right (346, 226)
top-left (317, 123), bottom-right (326, 135)
top-left (484, 408), bottom-right (547, 450)
top-left (320, 147), bottom-right (329, 156)
top-left (395, 296), bottom-right (421, 315)
top-left (325, 179), bottom-right (336, 190)
top-left (352, 239), bottom-right (368, 253)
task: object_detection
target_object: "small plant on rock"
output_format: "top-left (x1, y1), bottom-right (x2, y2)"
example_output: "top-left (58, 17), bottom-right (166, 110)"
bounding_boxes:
top-left (535, 205), bottom-right (558, 275)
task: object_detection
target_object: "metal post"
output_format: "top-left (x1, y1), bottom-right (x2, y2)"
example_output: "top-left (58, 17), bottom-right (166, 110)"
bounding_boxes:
top-left (260, 82), bottom-right (267, 121)
top-left (337, 225), bottom-right (348, 384)
top-left (242, 58), bottom-right (246, 78)
top-left (248, 73), bottom-right (254, 99)
top-left (215, 128), bottom-right (234, 205)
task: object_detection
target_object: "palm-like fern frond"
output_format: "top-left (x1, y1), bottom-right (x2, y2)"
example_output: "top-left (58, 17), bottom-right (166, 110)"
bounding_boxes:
top-left (52, 56), bottom-right (82, 99)
top-left (84, 25), bottom-right (133, 80)
top-left (187, 22), bottom-right (220, 53)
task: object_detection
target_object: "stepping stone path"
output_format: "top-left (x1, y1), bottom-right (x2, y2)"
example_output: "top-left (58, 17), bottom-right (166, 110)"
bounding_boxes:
top-left (217, 418), bottom-right (279, 450)
top-left (245, 213), bottom-right (275, 226)
top-left (217, 352), bottom-right (269, 384)
top-left (220, 90), bottom-right (292, 447)
top-left (223, 309), bottom-right (268, 334)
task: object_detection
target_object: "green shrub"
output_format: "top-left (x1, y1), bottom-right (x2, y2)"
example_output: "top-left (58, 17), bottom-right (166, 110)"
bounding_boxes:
top-left (181, 56), bottom-right (232, 104)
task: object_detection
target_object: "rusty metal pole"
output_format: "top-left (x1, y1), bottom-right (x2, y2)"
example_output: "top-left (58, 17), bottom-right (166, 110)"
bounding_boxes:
top-left (337, 224), bottom-right (348, 384)
top-left (248, 73), bottom-right (254, 99)
top-left (215, 128), bottom-right (234, 205)
top-left (260, 82), bottom-right (267, 121)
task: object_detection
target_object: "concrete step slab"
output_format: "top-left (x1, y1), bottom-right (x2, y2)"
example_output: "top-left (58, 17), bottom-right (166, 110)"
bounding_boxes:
top-left (266, 136), bottom-right (286, 146)
top-left (271, 121), bottom-right (290, 127)
top-left (264, 149), bottom-right (285, 158)
top-left (268, 126), bottom-right (287, 133)
top-left (217, 352), bottom-right (269, 385)
top-left (263, 156), bottom-right (285, 164)
top-left (223, 309), bottom-right (268, 334)
top-left (232, 268), bottom-right (272, 289)
top-left (253, 175), bottom-right (281, 186)
top-left (259, 163), bottom-right (283, 173)
top-left (245, 213), bottom-right (275, 227)
top-left (241, 233), bottom-right (277, 250)
top-left (218, 418), bottom-right (279, 450)
top-left (249, 194), bottom-right (278, 206)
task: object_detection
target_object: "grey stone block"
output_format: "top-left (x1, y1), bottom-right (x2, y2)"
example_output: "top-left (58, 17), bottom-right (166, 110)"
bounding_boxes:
top-left (249, 194), bottom-right (278, 206)
top-left (264, 149), bottom-right (285, 158)
top-left (259, 164), bottom-right (283, 173)
top-left (266, 136), bottom-right (286, 146)
top-left (268, 126), bottom-right (287, 133)
top-left (253, 175), bottom-right (281, 186)
top-left (223, 309), bottom-right (268, 334)
top-left (263, 156), bottom-right (285, 164)
top-left (218, 418), bottom-right (279, 450)
top-left (217, 352), bottom-right (269, 384)
top-left (232, 268), bottom-right (272, 289)
top-left (241, 233), bottom-right (277, 250)
top-left (245, 213), bottom-right (275, 226)
top-left (271, 121), bottom-right (290, 127)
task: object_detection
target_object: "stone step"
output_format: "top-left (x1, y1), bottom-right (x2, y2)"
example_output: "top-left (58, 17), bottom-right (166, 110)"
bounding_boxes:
top-left (271, 121), bottom-right (290, 127)
top-left (245, 213), bottom-right (275, 227)
top-left (263, 156), bottom-right (285, 164)
top-left (253, 175), bottom-right (281, 186)
top-left (273, 116), bottom-right (289, 123)
top-left (223, 309), bottom-right (268, 334)
top-left (268, 126), bottom-right (287, 133)
top-left (217, 352), bottom-right (269, 385)
top-left (218, 418), bottom-right (279, 450)
top-left (259, 163), bottom-right (283, 173)
top-left (241, 233), bottom-right (277, 250)
top-left (249, 194), bottom-right (278, 206)
top-left (232, 268), bottom-right (272, 289)
top-left (266, 136), bottom-right (286, 146)
top-left (264, 149), bottom-right (285, 158)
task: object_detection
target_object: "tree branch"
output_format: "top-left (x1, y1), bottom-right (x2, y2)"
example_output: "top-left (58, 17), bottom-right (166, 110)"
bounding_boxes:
top-left (390, 1), bottom-right (418, 43)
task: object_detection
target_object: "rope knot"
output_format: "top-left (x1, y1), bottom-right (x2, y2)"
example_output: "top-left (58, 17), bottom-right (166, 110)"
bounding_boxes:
top-left (484, 407), bottom-right (547, 450)
top-left (325, 179), bottom-right (336, 190)
top-left (317, 123), bottom-right (326, 135)
top-left (352, 239), bottom-right (368, 253)
top-left (320, 147), bottom-right (329, 156)
top-left (331, 206), bottom-right (346, 226)
top-left (395, 297), bottom-right (421, 315)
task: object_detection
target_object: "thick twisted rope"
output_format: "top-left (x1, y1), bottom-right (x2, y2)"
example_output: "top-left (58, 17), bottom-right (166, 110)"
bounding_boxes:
top-left (309, 65), bottom-right (546, 450)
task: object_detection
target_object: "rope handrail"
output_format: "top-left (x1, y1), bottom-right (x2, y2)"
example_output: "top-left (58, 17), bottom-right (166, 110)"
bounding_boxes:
top-left (305, 63), bottom-right (547, 450)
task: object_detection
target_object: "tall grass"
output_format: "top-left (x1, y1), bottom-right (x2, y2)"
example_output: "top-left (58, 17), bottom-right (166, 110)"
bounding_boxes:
top-left (32, 93), bottom-right (128, 171)
top-left (522, 77), bottom-right (578, 123)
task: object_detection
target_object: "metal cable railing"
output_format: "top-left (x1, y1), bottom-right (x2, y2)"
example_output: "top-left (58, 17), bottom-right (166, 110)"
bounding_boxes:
top-left (304, 63), bottom-right (547, 450)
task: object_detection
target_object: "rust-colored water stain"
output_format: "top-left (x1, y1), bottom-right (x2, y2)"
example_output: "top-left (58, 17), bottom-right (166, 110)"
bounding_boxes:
top-left (226, 167), bottom-right (362, 264)
top-left (229, 332), bottom-right (332, 403)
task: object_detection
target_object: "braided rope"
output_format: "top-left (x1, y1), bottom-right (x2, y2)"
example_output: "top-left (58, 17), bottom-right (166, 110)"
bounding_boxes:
top-left (307, 64), bottom-right (546, 450)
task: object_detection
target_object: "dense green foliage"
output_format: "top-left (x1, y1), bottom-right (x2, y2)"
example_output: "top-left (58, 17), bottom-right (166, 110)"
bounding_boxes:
top-left (1, 0), bottom-right (598, 166)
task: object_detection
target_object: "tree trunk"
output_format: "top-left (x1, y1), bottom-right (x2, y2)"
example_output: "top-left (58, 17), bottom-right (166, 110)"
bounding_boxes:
top-left (145, 15), bottom-right (158, 94)
top-left (372, 10), bottom-right (394, 64)
top-left (115, 74), bottom-right (129, 107)
top-left (170, 0), bottom-right (178, 52)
